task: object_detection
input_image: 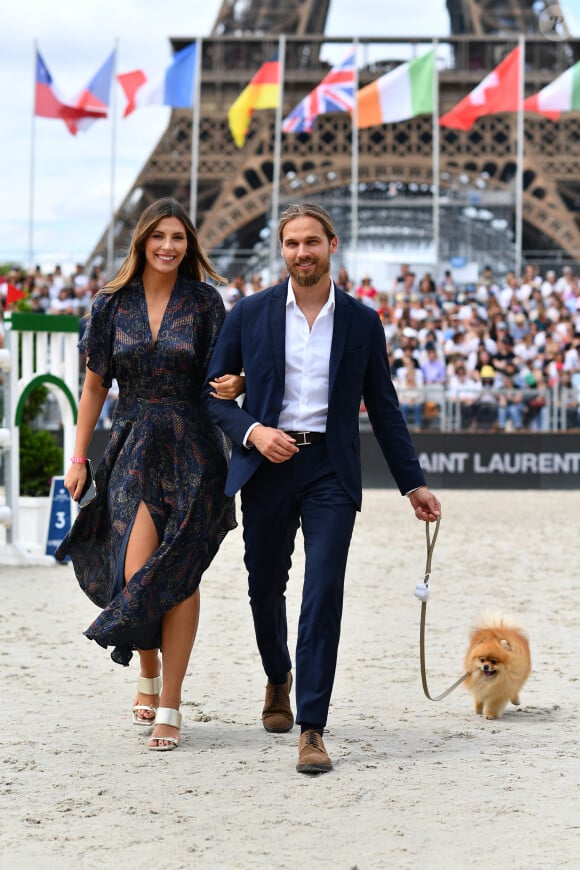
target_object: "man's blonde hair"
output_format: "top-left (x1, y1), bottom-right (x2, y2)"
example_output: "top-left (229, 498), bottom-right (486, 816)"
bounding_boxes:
top-left (278, 202), bottom-right (337, 243)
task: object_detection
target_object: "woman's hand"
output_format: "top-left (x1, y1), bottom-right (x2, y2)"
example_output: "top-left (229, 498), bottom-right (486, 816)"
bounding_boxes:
top-left (64, 462), bottom-right (88, 503)
top-left (209, 373), bottom-right (246, 400)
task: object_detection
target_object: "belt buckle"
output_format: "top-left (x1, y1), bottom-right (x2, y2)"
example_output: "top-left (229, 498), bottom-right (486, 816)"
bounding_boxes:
top-left (294, 431), bottom-right (310, 446)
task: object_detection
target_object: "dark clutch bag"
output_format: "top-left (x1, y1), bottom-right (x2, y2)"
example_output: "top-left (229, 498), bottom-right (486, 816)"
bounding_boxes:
top-left (78, 459), bottom-right (97, 508)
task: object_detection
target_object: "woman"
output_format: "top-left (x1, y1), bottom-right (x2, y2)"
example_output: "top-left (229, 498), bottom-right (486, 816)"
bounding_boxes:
top-left (56, 198), bottom-right (238, 751)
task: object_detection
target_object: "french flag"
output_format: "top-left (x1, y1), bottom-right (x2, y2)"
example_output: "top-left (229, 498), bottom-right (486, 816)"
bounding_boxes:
top-left (67, 51), bottom-right (115, 134)
top-left (34, 50), bottom-right (111, 135)
top-left (118, 43), bottom-right (197, 117)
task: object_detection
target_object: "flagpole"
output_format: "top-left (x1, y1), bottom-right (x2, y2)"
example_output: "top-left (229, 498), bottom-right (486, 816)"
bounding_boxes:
top-left (190, 38), bottom-right (203, 223)
top-left (432, 40), bottom-right (440, 277)
top-left (28, 39), bottom-right (37, 269)
top-left (269, 34), bottom-right (285, 282)
top-left (106, 40), bottom-right (119, 280)
top-left (350, 39), bottom-right (359, 281)
top-left (515, 34), bottom-right (524, 279)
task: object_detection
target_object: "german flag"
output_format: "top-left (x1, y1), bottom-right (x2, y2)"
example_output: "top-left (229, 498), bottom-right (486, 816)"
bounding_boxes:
top-left (228, 53), bottom-right (280, 148)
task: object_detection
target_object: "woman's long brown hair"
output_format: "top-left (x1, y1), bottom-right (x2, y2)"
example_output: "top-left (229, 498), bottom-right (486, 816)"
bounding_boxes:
top-left (101, 197), bottom-right (225, 294)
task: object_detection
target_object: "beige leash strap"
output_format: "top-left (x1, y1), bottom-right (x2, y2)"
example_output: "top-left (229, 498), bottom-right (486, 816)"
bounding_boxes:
top-left (415, 519), bottom-right (468, 702)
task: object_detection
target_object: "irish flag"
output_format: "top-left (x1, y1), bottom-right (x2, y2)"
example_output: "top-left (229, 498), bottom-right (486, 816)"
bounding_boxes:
top-left (523, 61), bottom-right (580, 121)
top-left (356, 51), bottom-right (434, 128)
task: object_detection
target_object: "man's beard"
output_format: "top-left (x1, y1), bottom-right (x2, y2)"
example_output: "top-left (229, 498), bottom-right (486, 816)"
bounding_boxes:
top-left (286, 255), bottom-right (330, 287)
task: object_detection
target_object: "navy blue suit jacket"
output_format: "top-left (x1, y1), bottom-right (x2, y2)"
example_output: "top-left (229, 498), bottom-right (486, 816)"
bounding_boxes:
top-left (203, 281), bottom-right (427, 509)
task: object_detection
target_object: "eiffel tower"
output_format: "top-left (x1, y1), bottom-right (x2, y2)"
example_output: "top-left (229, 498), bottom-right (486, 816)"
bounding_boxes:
top-left (89, 0), bottom-right (580, 275)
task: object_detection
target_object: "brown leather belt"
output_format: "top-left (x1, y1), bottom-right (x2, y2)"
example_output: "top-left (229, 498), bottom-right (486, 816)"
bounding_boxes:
top-left (285, 431), bottom-right (326, 446)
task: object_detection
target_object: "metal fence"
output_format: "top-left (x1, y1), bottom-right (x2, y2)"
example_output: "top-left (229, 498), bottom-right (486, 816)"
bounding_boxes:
top-left (361, 385), bottom-right (580, 432)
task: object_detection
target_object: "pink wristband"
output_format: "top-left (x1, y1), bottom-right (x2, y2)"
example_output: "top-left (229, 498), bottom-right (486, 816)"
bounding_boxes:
top-left (70, 456), bottom-right (87, 464)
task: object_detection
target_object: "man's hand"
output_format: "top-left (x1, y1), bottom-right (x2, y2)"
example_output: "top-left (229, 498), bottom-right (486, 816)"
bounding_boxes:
top-left (248, 425), bottom-right (299, 463)
top-left (408, 486), bottom-right (442, 523)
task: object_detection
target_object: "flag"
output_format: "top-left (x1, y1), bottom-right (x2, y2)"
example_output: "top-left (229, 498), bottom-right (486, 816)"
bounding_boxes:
top-left (440, 46), bottom-right (520, 130)
top-left (1, 282), bottom-right (26, 306)
top-left (283, 50), bottom-right (355, 134)
top-left (34, 50), bottom-right (109, 130)
top-left (66, 51), bottom-right (115, 135)
top-left (523, 60), bottom-right (580, 121)
top-left (356, 51), bottom-right (434, 128)
top-left (228, 53), bottom-right (280, 147)
top-left (118, 42), bottom-right (197, 117)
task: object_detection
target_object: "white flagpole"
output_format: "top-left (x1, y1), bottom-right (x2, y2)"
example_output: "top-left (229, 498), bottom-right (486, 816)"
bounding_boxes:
top-left (28, 39), bottom-right (37, 269)
top-left (514, 34), bottom-right (525, 279)
top-left (106, 40), bottom-right (119, 279)
top-left (269, 34), bottom-right (286, 282)
top-left (189, 38), bottom-right (203, 223)
top-left (350, 38), bottom-right (359, 280)
top-left (432, 40), bottom-right (440, 276)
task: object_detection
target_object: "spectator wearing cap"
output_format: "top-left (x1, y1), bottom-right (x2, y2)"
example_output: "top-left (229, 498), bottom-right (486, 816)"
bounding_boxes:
top-left (508, 311), bottom-right (529, 342)
top-left (492, 333), bottom-right (517, 376)
top-left (479, 264), bottom-right (496, 289)
top-left (473, 364), bottom-right (499, 429)
top-left (490, 318), bottom-right (512, 344)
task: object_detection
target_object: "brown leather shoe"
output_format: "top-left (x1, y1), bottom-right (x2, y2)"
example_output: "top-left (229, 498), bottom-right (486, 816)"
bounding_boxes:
top-left (262, 672), bottom-right (294, 733)
top-left (296, 729), bottom-right (332, 774)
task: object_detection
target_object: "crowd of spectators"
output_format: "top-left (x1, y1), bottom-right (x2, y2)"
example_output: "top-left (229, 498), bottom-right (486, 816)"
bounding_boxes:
top-left (371, 262), bottom-right (580, 431)
top-left (222, 261), bottom-right (580, 432)
top-left (3, 258), bottom-right (580, 432)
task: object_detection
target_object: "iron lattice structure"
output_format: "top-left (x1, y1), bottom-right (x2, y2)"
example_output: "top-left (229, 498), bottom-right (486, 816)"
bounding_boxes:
top-left (89, 0), bottom-right (580, 274)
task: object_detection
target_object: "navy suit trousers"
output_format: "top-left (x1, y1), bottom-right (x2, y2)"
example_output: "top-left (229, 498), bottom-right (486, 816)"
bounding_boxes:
top-left (240, 440), bottom-right (357, 727)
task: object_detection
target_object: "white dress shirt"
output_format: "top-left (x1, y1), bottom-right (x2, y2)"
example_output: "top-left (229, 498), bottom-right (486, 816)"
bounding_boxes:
top-left (243, 280), bottom-right (334, 445)
top-left (277, 279), bottom-right (335, 432)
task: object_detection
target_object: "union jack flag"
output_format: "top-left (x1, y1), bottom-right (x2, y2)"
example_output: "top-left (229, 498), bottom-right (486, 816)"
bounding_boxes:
top-left (283, 49), bottom-right (356, 134)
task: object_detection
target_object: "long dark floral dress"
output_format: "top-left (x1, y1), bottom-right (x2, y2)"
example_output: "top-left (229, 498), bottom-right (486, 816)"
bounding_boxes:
top-left (56, 276), bottom-right (236, 665)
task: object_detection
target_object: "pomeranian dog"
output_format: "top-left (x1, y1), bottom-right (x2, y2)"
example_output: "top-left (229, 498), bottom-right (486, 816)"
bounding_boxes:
top-left (464, 614), bottom-right (531, 719)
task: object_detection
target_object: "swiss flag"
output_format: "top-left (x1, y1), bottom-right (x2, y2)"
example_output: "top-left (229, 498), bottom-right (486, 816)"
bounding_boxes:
top-left (440, 46), bottom-right (521, 130)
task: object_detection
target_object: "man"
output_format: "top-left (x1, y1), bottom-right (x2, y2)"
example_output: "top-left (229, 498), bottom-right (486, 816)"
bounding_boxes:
top-left (204, 203), bottom-right (440, 775)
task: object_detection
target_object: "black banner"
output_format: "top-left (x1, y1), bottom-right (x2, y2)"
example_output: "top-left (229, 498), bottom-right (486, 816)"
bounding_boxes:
top-left (361, 432), bottom-right (580, 489)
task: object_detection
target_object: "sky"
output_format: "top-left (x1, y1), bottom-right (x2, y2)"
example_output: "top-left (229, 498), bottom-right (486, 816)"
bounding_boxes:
top-left (0, 0), bottom-right (506, 273)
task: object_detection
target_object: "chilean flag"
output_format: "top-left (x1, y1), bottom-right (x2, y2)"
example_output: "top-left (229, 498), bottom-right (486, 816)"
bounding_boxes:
top-left (34, 50), bottom-right (110, 135)
top-left (117, 43), bottom-right (197, 118)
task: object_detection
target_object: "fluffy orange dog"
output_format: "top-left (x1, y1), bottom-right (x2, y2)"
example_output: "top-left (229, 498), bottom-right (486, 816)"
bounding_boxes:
top-left (464, 615), bottom-right (531, 719)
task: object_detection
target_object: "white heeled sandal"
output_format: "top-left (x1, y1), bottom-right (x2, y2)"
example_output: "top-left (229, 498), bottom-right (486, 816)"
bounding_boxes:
top-left (148, 708), bottom-right (182, 751)
top-left (132, 675), bottom-right (162, 726)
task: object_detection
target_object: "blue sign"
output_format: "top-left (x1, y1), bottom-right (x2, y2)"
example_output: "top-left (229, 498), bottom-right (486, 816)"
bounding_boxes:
top-left (46, 476), bottom-right (73, 557)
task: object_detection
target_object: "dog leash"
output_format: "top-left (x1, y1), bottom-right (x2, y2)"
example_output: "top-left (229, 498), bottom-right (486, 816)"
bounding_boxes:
top-left (414, 518), bottom-right (468, 701)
